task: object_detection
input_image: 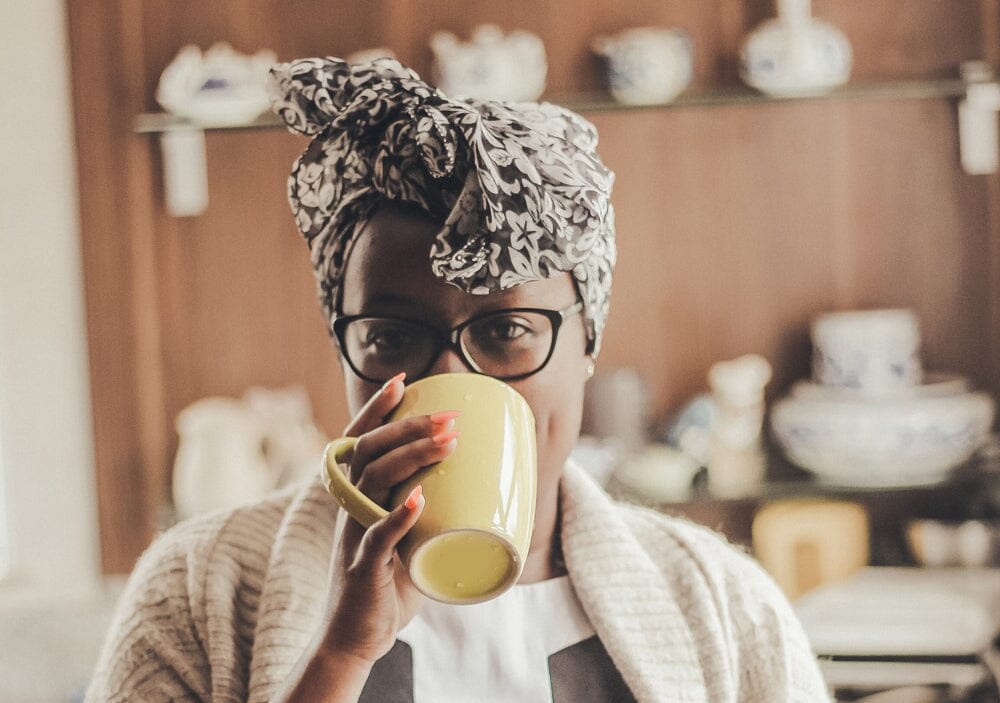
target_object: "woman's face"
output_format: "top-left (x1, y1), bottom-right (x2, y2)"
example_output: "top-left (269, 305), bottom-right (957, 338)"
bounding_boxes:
top-left (338, 202), bottom-right (591, 492)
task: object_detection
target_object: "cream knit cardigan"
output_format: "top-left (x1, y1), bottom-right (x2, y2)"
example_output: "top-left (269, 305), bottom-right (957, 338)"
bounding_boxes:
top-left (86, 463), bottom-right (830, 702)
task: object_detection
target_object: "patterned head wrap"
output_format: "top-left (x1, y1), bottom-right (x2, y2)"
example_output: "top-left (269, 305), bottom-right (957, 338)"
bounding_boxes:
top-left (267, 57), bottom-right (616, 353)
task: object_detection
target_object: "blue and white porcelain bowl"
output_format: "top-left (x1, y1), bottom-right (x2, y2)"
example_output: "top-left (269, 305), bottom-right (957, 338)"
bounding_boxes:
top-left (771, 388), bottom-right (995, 487)
top-left (791, 373), bottom-right (968, 401)
top-left (156, 43), bottom-right (277, 125)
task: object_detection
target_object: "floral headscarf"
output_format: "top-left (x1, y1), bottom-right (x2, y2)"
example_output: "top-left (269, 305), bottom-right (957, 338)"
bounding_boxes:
top-left (267, 57), bottom-right (616, 353)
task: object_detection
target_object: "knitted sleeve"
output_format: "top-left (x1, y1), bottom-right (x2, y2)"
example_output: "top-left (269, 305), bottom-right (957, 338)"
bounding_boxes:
top-left (710, 539), bottom-right (830, 701)
top-left (656, 514), bottom-right (831, 702)
top-left (84, 514), bottom-right (225, 703)
top-left (85, 486), bottom-right (309, 703)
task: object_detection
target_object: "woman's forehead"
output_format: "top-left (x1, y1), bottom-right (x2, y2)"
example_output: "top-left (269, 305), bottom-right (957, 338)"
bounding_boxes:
top-left (340, 204), bottom-right (576, 317)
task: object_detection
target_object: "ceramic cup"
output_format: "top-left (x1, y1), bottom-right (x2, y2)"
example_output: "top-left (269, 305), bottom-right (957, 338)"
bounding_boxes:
top-left (810, 308), bottom-right (922, 393)
top-left (323, 373), bottom-right (537, 604)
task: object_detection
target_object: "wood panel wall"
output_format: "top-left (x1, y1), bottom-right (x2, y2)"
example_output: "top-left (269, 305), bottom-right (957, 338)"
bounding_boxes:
top-left (67, 0), bottom-right (1000, 573)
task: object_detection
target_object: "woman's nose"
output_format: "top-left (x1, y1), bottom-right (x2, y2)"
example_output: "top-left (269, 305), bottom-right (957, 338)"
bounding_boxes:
top-left (425, 347), bottom-right (470, 376)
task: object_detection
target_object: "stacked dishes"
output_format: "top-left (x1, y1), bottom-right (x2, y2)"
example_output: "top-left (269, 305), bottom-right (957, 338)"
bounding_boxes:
top-left (771, 309), bottom-right (995, 487)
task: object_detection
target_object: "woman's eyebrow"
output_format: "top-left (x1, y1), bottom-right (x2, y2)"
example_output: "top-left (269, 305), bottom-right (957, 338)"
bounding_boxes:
top-left (351, 295), bottom-right (453, 326)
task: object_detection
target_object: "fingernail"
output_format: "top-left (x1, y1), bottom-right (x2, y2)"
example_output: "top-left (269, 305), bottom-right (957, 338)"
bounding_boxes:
top-left (382, 372), bottom-right (406, 391)
top-left (429, 410), bottom-right (460, 424)
top-left (404, 485), bottom-right (423, 511)
top-left (431, 429), bottom-right (460, 446)
top-left (432, 417), bottom-right (456, 434)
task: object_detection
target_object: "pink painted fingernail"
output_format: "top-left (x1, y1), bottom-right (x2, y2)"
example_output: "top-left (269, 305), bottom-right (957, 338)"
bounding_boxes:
top-left (382, 372), bottom-right (406, 391)
top-left (429, 410), bottom-right (460, 424)
top-left (431, 429), bottom-right (460, 446)
top-left (404, 485), bottom-right (423, 511)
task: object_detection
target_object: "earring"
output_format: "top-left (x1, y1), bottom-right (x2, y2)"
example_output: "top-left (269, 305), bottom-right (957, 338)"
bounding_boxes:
top-left (586, 359), bottom-right (596, 379)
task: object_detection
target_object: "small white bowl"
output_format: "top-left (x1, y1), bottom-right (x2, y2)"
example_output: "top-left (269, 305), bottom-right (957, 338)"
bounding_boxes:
top-left (907, 519), bottom-right (1000, 567)
top-left (611, 444), bottom-right (702, 503)
top-left (771, 390), bottom-right (995, 487)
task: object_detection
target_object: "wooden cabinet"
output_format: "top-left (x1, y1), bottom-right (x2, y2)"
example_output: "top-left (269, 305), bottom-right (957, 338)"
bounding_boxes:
top-left (67, 0), bottom-right (1000, 573)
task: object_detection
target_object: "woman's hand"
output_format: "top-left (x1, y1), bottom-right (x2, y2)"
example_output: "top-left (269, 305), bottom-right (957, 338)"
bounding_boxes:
top-left (325, 373), bottom-right (459, 662)
top-left (279, 373), bottom-right (459, 702)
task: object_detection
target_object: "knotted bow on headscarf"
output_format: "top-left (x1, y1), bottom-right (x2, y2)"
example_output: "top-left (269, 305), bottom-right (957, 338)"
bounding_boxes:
top-left (268, 57), bottom-right (616, 352)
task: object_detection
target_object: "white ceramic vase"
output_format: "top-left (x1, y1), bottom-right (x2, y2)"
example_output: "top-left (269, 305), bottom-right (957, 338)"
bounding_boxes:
top-left (740, 0), bottom-right (852, 97)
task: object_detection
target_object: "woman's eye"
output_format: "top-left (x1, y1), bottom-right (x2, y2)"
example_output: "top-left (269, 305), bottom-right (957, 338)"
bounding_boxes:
top-left (363, 326), bottom-right (415, 353)
top-left (480, 317), bottom-right (534, 343)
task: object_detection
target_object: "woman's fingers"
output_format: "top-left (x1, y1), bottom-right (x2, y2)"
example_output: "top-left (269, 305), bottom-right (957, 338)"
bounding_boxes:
top-left (355, 432), bottom-right (458, 506)
top-left (333, 373), bottom-right (459, 563)
top-left (328, 488), bottom-right (425, 662)
top-left (336, 427), bottom-right (454, 563)
top-left (349, 414), bottom-right (454, 479)
top-left (342, 372), bottom-right (407, 437)
top-left (350, 486), bottom-right (425, 574)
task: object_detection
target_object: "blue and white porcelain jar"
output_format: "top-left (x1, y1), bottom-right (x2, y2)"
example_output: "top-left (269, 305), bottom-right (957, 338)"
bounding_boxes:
top-left (740, 0), bottom-right (852, 97)
top-left (810, 308), bottom-right (922, 394)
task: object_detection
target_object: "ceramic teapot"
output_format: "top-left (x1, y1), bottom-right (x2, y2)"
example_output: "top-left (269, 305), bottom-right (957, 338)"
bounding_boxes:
top-left (740, 0), bottom-right (851, 97)
top-left (430, 24), bottom-right (547, 102)
top-left (592, 27), bottom-right (693, 105)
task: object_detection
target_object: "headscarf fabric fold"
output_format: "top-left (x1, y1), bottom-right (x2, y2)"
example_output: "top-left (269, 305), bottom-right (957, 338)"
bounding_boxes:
top-left (268, 57), bottom-right (616, 353)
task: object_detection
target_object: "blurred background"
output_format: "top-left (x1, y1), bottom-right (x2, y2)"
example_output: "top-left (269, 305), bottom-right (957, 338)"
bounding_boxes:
top-left (3, 1), bottom-right (1000, 701)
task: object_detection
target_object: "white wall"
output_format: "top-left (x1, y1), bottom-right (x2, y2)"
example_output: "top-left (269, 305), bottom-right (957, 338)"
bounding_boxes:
top-left (0, 2), bottom-right (102, 599)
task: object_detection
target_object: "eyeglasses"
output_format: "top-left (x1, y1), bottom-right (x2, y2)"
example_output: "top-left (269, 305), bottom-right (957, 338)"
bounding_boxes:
top-left (332, 301), bottom-right (584, 384)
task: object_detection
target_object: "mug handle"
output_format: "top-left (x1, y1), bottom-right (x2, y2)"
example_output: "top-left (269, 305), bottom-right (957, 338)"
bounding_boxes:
top-left (322, 438), bottom-right (390, 528)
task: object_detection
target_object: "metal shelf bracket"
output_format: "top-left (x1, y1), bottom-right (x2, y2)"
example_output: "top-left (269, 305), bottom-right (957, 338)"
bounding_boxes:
top-left (959, 61), bottom-right (1000, 175)
top-left (160, 127), bottom-right (209, 217)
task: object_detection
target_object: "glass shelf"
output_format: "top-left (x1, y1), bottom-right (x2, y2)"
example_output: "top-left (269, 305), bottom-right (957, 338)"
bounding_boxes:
top-left (135, 111), bottom-right (285, 134)
top-left (138, 75), bottom-right (985, 216)
top-left (563, 78), bottom-right (968, 113)
top-left (134, 78), bottom-right (969, 134)
top-left (605, 452), bottom-right (1000, 508)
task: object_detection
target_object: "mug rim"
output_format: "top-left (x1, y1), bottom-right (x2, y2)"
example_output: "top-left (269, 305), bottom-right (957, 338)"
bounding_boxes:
top-left (407, 527), bottom-right (522, 605)
top-left (402, 371), bottom-right (527, 396)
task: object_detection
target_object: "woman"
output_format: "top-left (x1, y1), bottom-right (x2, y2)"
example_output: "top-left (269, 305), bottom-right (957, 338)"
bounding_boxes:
top-left (87, 58), bottom-right (828, 702)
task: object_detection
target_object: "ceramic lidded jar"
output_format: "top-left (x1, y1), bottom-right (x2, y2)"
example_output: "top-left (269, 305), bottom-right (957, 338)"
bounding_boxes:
top-left (810, 308), bottom-right (922, 393)
top-left (592, 27), bottom-right (693, 105)
top-left (740, 0), bottom-right (852, 97)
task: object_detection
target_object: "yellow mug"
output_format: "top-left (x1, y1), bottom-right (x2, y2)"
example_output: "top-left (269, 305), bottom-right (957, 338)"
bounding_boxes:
top-left (323, 373), bottom-right (537, 604)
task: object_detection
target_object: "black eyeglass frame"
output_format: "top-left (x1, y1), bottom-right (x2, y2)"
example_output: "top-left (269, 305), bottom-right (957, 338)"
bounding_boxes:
top-left (332, 301), bottom-right (584, 384)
